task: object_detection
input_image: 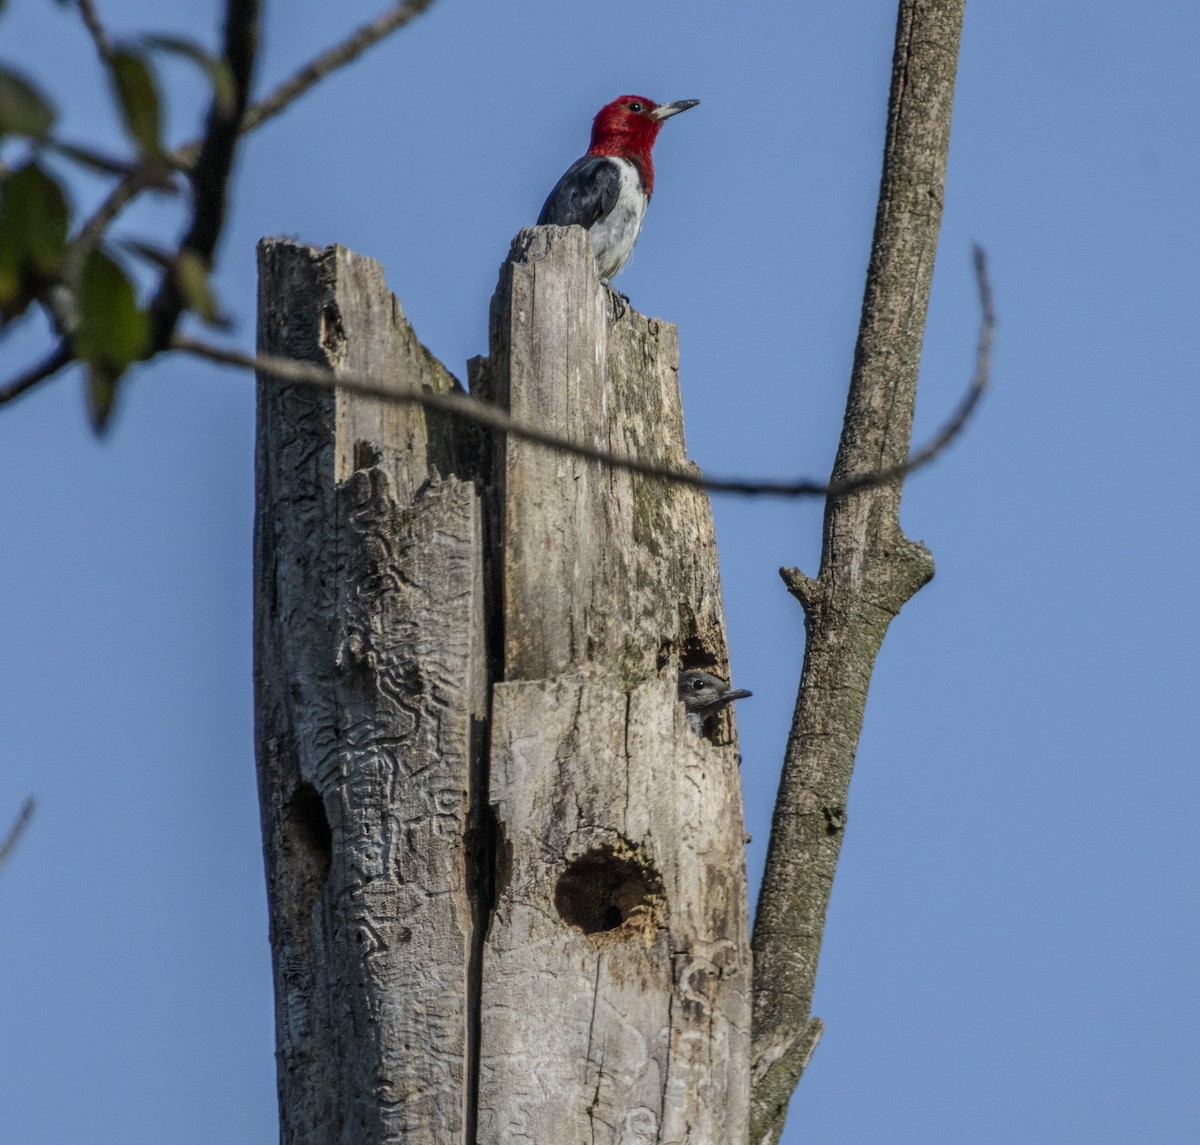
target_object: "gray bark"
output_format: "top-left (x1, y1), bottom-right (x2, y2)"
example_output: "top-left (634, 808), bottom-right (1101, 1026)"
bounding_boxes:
top-left (255, 240), bottom-right (484, 1145)
top-left (749, 3), bottom-right (967, 1143)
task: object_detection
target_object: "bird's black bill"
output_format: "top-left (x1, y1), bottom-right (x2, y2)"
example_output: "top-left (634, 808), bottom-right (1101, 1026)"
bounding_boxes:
top-left (652, 99), bottom-right (700, 121)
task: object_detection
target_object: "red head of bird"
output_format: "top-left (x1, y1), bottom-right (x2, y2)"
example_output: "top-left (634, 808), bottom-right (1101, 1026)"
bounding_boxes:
top-left (586, 96), bottom-right (700, 197)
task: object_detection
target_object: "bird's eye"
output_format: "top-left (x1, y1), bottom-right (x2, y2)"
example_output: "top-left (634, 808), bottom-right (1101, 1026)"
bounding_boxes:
top-left (691, 678), bottom-right (706, 690)
top-left (627, 101), bottom-right (645, 113)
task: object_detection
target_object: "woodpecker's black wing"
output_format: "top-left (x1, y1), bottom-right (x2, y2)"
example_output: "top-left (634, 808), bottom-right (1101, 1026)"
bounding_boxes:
top-left (538, 155), bottom-right (622, 229)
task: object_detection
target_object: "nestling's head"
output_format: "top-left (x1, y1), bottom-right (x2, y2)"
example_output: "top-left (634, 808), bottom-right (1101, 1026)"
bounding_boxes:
top-left (678, 669), bottom-right (752, 721)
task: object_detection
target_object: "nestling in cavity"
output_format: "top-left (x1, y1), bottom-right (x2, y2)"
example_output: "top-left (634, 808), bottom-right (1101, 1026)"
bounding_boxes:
top-left (678, 669), bottom-right (752, 735)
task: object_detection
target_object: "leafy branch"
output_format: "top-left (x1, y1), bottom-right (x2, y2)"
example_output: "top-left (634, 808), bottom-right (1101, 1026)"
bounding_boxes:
top-left (0, 0), bottom-right (439, 427)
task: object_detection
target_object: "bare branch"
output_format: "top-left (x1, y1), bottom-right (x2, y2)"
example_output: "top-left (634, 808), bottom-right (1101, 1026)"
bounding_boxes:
top-left (0, 798), bottom-right (35, 874)
top-left (828, 244), bottom-right (993, 499)
top-left (0, 343), bottom-right (73, 406)
top-left (173, 258), bottom-right (989, 499)
top-left (241, 0), bottom-right (439, 138)
top-left (75, 0), bottom-right (115, 63)
top-left (750, 3), bottom-right (969, 1142)
top-left (2, 241), bottom-right (988, 481)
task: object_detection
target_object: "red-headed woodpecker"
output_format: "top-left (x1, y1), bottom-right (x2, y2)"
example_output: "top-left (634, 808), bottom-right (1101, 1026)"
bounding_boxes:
top-left (538, 95), bottom-right (699, 283)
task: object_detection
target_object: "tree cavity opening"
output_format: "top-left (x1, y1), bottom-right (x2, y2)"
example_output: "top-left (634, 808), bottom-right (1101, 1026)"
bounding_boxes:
top-left (554, 843), bottom-right (663, 937)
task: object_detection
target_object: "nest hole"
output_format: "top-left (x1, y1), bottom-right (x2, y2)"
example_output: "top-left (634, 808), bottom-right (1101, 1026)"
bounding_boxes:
top-left (284, 781), bottom-right (332, 877)
top-left (554, 844), bottom-right (663, 936)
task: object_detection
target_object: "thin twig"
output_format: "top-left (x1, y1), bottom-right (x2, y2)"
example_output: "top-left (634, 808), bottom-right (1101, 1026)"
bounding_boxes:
top-left (240, 0), bottom-right (438, 137)
top-left (176, 335), bottom-right (816, 494)
top-left (1, 247), bottom-right (992, 455)
top-left (900, 243), bottom-right (994, 471)
top-left (75, 0), bottom-right (115, 62)
top-left (42, 138), bottom-right (144, 178)
top-left (0, 798), bottom-right (35, 874)
top-left (170, 254), bottom-right (990, 499)
top-left (59, 160), bottom-right (181, 298)
top-left (0, 343), bottom-right (73, 406)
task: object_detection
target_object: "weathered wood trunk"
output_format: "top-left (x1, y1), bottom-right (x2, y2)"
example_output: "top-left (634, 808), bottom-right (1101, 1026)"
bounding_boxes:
top-left (254, 229), bottom-right (749, 1145)
top-left (255, 243), bottom-right (485, 1145)
top-left (475, 227), bottom-right (750, 1143)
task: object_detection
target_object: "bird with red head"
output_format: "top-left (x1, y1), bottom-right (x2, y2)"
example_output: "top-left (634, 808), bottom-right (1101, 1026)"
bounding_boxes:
top-left (538, 95), bottom-right (699, 283)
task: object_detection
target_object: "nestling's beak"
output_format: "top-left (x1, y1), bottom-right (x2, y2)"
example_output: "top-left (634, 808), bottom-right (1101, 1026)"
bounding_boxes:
top-left (651, 99), bottom-right (700, 121)
top-left (723, 688), bottom-right (753, 703)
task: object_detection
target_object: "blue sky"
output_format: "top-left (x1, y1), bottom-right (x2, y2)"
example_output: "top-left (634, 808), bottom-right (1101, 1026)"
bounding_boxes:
top-left (2, 1), bottom-right (1198, 1142)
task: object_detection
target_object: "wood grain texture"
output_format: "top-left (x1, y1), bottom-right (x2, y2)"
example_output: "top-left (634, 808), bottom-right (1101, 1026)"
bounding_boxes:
top-left (484, 227), bottom-right (733, 705)
top-left (483, 225), bottom-right (618, 682)
top-left (477, 227), bottom-right (750, 1144)
top-left (478, 674), bottom-right (749, 1145)
top-left (255, 239), bottom-right (484, 1145)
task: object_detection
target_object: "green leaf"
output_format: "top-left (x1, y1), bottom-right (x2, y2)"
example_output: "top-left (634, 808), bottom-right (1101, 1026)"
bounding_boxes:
top-left (86, 361), bottom-right (121, 433)
top-left (0, 66), bottom-right (57, 139)
top-left (0, 163), bottom-right (70, 277)
top-left (0, 163), bottom-right (70, 319)
top-left (75, 246), bottom-right (150, 364)
top-left (108, 48), bottom-right (163, 156)
top-left (174, 250), bottom-right (223, 325)
top-left (143, 35), bottom-right (235, 115)
top-left (75, 248), bottom-right (151, 431)
top-left (73, 247), bottom-right (150, 423)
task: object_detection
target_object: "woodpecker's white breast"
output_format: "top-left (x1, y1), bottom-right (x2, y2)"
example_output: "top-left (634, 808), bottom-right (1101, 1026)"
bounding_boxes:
top-left (589, 158), bottom-right (648, 281)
